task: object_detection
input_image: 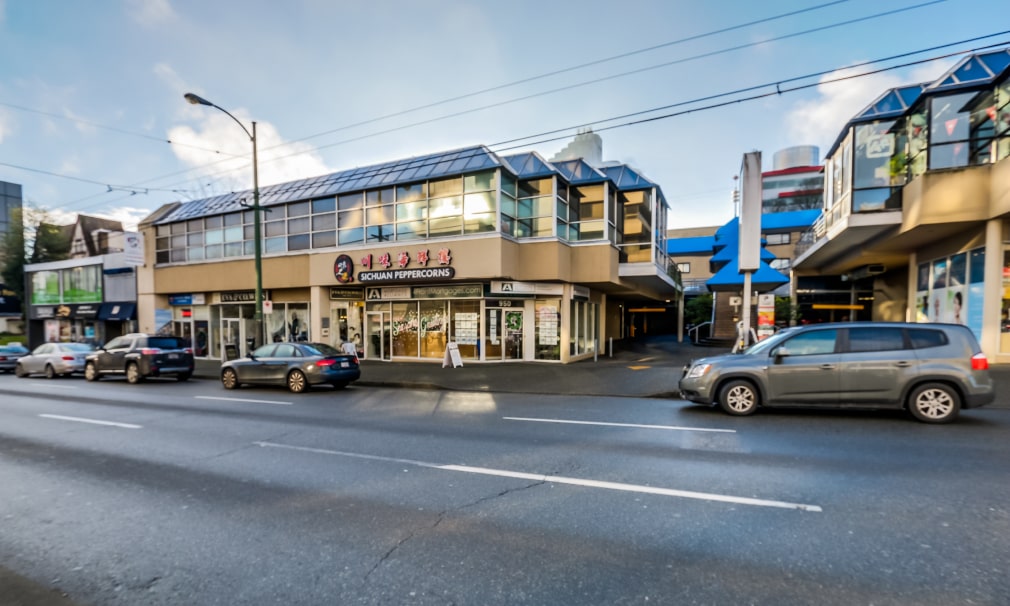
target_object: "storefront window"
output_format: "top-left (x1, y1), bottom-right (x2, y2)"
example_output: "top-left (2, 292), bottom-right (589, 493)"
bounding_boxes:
top-left (31, 271), bottom-right (61, 304)
top-left (450, 300), bottom-right (480, 360)
top-left (391, 302), bottom-right (418, 357)
top-left (535, 299), bottom-right (561, 360)
top-left (419, 300), bottom-right (447, 359)
top-left (62, 265), bottom-right (102, 303)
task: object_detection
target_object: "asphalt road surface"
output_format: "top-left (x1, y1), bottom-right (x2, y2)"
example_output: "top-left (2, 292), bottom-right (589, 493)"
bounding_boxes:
top-left (1, 373), bottom-right (1008, 605)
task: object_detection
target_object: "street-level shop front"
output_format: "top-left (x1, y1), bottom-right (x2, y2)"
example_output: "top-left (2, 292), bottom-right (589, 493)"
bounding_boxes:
top-left (137, 144), bottom-right (680, 361)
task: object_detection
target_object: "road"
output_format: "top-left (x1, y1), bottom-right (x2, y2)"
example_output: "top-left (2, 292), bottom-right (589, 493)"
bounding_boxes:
top-left (1, 373), bottom-right (1008, 605)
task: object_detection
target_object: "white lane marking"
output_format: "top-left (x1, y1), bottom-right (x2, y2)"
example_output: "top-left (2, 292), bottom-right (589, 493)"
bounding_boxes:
top-left (503, 416), bottom-right (736, 433)
top-left (254, 441), bottom-right (820, 512)
top-left (195, 395), bottom-right (293, 406)
top-left (39, 414), bottom-right (142, 429)
top-left (28, 383), bottom-right (77, 389)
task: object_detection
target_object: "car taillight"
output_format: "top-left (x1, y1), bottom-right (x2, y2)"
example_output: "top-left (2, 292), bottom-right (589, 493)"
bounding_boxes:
top-left (316, 359), bottom-right (337, 367)
top-left (971, 353), bottom-right (989, 370)
top-left (140, 348), bottom-right (160, 355)
top-left (62, 356), bottom-right (75, 361)
top-left (0, 356), bottom-right (6, 361)
top-left (183, 348), bottom-right (193, 354)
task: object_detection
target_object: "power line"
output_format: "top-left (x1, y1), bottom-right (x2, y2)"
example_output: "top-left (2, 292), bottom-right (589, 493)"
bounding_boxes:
top-left (15, 1), bottom-right (959, 214)
top-left (104, 38), bottom-right (1004, 213)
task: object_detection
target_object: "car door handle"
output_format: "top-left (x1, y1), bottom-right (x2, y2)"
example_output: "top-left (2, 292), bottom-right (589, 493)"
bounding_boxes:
top-left (820, 364), bottom-right (836, 370)
top-left (894, 361), bottom-right (912, 367)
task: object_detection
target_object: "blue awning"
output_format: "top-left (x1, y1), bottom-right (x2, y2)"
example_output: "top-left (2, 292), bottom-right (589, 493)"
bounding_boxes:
top-left (98, 302), bottom-right (136, 321)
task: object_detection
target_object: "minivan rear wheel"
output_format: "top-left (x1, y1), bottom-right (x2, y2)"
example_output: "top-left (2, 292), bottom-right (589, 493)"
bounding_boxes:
top-left (908, 382), bottom-right (960, 424)
top-left (718, 379), bottom-right (759, 416)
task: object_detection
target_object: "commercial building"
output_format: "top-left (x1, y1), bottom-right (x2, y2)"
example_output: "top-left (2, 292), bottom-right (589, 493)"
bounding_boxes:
top-left (137, 144), bottom-right (680, 363)
top-left (793, 46), bottom-right (1010, 361)
top-left (23, 215), bottom-right (139, 346)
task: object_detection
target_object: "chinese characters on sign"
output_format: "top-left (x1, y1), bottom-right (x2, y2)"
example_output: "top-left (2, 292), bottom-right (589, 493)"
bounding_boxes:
top-left (355, 248), bottom-right (454, 284)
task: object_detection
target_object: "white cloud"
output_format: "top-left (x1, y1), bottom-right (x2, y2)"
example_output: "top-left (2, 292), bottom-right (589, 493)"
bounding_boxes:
top-left (786, 58), bottom-right (960, 153)
top-left (125, 0), bottom-right (176, 27)
top-left (0, 107), bottom-right (11, 143)
top-left (168, 111), bottom-right (331, 196)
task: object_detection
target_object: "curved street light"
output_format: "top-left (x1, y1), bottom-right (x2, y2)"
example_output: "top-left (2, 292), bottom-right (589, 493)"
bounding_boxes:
top-left (184, 92), bottom-right (264, 353)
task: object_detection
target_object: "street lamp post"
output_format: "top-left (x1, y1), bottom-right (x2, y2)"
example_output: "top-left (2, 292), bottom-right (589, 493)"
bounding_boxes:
top-left (184, 92), bottom-right (264, 351)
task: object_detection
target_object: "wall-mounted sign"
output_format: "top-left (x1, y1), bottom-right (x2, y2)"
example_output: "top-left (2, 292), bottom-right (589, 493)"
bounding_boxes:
top-left (329, 287), bottom-right (364, 300)
top-left (123, 231), bottom-right (145, 267)
top-left (490, 280), bottom-right (563, 295)
top-left (334, 254), bottom-right (354, 284)
top-left (220, 290), bottom-right (271, 303)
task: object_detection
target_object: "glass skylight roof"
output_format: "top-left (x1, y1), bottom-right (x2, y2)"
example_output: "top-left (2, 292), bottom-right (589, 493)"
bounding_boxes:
top-left (928, 48), bottom-right (1010, 92)
top-left (156, 145), bottom-right (502, 224)
top-left (854, 84), bottom-right (926, 121)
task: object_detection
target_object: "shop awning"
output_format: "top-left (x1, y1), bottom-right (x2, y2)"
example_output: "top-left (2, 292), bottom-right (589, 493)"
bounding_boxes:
top-left (98, 302), bottom-right (136, 321)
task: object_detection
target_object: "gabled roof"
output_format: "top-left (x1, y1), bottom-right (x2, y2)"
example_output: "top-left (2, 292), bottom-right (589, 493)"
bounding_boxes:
top-left (77, 215), bottom-right (124, 256)
top-left (600, 164), bottom-right (656, 190)
top-left (500, 151), bottom-right (556, 179)
top-left (853, 84), bottom-right (927, 122)
top-left (667, 235), bottom-right (715, 256)
top-left (550, 158), bottom-right (608, 184)
top-left (706, 258), bottom-right (789, 292)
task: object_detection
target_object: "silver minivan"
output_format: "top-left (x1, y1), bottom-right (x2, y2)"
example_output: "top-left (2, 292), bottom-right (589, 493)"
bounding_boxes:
top-left (678, 322), bottom-right (994, 423)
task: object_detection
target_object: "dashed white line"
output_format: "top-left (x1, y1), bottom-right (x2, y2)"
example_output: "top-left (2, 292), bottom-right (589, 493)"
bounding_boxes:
top-left (195, 396), bottom-right (293, 406)
top-left (503, 416), bottom-right (736, 433)
top-left (28, 383), bottom-right (77, 389)
top-left (39, 414), bottom-right (141, 429)
top-left (254, 441), bottom-right (820, 512)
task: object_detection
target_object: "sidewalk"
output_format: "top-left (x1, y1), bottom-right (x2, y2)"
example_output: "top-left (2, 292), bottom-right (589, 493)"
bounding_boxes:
top-left (193, 335), bottom-right (1010, 406)
top-left (194, 335), bottom-right (711, 398)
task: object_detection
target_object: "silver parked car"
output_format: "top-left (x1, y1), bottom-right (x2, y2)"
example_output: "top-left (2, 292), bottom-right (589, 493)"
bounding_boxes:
top-left (15, 342), bottom-right (97, 378)
top-left (679, 322), bottom-right (994, 423)
top-left (221, 342), bottom-right (360, 393)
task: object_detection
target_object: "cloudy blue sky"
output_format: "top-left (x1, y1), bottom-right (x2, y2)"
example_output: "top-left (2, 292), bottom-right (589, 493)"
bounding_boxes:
top-left (1, 0), bottom-right (1006, 230)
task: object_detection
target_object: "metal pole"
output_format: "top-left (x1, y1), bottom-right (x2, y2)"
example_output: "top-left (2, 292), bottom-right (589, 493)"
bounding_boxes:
top-left (251, 121), bottom-right (263, 349)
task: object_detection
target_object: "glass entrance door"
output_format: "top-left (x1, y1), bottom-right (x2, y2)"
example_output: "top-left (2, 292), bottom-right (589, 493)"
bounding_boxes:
top-left (365, 311), bottom-right (391, 360)
top-left (222, 318), bottom-right (243, 360)
top-left (484, 308), bottom-right (524, 360)
top-left (503, 310), bottom-right (524, 360)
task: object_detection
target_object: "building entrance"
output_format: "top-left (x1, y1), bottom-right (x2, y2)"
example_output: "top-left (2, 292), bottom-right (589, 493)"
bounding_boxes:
top-left (485, 307), bottom-right (524, 361)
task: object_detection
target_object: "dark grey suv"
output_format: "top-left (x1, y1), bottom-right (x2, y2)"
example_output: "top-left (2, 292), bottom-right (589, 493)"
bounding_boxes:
top-left (85, 333), bottom-right (195, 383)
top-left (679, 322), bottom-right (993, 423)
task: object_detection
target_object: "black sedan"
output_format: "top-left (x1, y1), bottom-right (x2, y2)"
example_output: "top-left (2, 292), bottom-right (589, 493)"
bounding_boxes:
top-left (220, 342), bottom-right (360, 393)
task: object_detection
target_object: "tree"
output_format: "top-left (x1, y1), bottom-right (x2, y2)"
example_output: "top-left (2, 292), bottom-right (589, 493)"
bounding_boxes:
top-left (0, 207), bottom-right (26, 303)
top-left (0, 206), bottom-right (73, 304)
top-left (684, 293), bottom-right (713, 327)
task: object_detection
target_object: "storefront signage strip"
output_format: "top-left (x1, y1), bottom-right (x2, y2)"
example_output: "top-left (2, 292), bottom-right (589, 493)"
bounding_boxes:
top-left (220, 290), bottom-right (271, 303)
top-left (358, 267), bottom-right (455, 283)
top-left (413, 284), bottom-right (482, 299)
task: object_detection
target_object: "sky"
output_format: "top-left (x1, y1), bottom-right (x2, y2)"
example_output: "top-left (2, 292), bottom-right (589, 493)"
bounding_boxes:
top-left (1, 0), bottom-right (1007, 232)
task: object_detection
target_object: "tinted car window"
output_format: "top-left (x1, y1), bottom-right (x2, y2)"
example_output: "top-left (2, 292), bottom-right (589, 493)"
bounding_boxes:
top-left (252, 344), bottom-right (276, 357)
top-left (780, 329), bottom-right (838, 355)
top-left (274, 344), bottom-right (297, 357)
top-left (303, 343), bottom-right (341, 357)
top-left (147, 337), bottom-right (184, 349)
top-left (105, 337), bottom-right (130, 349)
top-left (848, 327), bottom-right (905, 352)
top-left (63, 343), bottom-right (94, 352)
top-left (908, 328), bottom-right (948, 349)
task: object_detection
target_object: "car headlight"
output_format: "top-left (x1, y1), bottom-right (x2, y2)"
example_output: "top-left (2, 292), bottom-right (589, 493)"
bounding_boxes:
top-left (686, 363), bottom-right (712, 379)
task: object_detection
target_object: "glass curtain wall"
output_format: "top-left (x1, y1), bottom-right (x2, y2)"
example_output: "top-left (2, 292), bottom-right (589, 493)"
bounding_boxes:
top-left (852, 119), bottom-right (903, 212)
top-left (618, 190), bottom-right (652, 262)
top-left (157, 170), bottom-right (499, 264)
top-left (570, 184), bottom-right (604, 241)
top-left (514, 178), bottom-right (554, 238)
